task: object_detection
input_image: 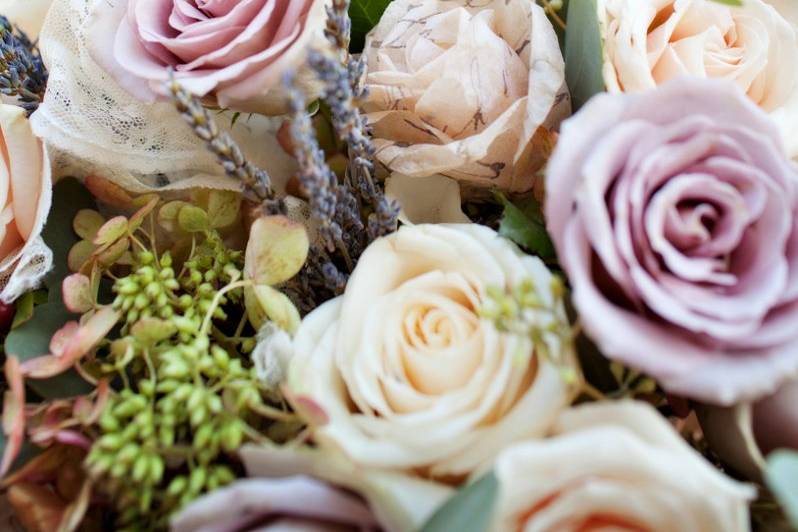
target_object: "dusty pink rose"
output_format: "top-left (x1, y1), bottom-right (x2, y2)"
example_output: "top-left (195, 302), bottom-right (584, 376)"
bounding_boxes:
top-left (85, 0), bottom-right (327, 114)
top-left (546, 78), bottom-right (798, 405)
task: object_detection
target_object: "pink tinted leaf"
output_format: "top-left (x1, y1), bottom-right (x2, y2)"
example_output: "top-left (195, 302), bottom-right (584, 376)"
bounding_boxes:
top-left (129, 195), bottom-right (159, 232)
top-left (23, 308), bottom-right (119, 379)
top-left (58, 479), bottom-right (92, 532)
top-left (1, 356), bottom-right (26, 477)
top-left (53, 431), bottom-right (91, 451)
top-left (72, 210), bottom-right (105, 242)
top-left (84, 175), bottom-right (133, 209)
top-left (92, 216), bottom-right (128, 246)
top-left (62, 275), bottom-right (93, 314)
top-left (49, 322), bottom-right (79, 358)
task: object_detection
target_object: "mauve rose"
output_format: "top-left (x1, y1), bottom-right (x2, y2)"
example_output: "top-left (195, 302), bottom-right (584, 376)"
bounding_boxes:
top-left (85, 0), bottom-right (327, 114)
top-left (546, 78), bottom-right (798, 405)
top-left (171, 476), bottom-right (379, 532)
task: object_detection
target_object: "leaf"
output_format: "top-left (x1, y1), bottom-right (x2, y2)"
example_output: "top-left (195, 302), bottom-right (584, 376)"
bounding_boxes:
top-left (158, 201), bottom-right (191, 232)
top-left (349, 0), bottom-right (392, 52)
top-left (245, 216), bottom-right (310, 286)
top-left (72, 210), bottom-right (105, 241)
top-left (11, 291), bottom-right (35, 329)
top-left (420, 472), bottom-right (498, 532)
top-left (207, 190), bottom-right (241, 229)
top-left (67, 241), bottom-right (95, 274)
top-left (766, 450), bottom-right (798, 528)
top-left (564, 0), bottom-right (605, 110)
top-left (92, 216), bottom-right (128, 246)
top-left (178, 205), bottom-right (210, 233)
top-left (711, 0), bottom-right (741, 4)
top-left (41, 178), bottom-right (97, 301)
top-left (4, 303), bottom-right (92, 400)
top-left (83, 175), bottom-right (134, 209)
top-left (245, 285), bottom-right (301, 334)
top-left (496, 194), bottom-right (555, 259)
top-left (62, 274), bottom-right (93, 314)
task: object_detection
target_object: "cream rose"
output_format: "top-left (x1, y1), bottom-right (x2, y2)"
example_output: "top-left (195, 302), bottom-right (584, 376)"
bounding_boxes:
top-left (599, 0), bottom-right (798, 156)
top-left (287, 224), bottom-right (580, 527)
top-left (0, 104), bottom-right (51, 302)
top-left (363, 0), bottom-right (570, 193)
top-left (494, 401), bottom-right (755, 532)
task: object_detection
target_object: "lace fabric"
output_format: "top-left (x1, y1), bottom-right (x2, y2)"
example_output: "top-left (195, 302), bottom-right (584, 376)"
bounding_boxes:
top-left (30, 0), bottom-right (296, 195)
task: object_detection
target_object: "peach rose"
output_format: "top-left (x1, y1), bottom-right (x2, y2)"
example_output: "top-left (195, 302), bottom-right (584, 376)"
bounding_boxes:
top-left (0, 104), bottom-right (51, 302)
top-left (598, 0), bottom-right (798, 157)
top-left (494, 401), bottom-right (755, 531)
top-left (363, 0), bottom-right (570, 192)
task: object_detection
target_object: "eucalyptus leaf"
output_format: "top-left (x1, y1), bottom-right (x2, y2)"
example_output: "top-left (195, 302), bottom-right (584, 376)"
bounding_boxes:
top-left (564, 0), bottom-right (605, 110)
top-left (41, 178), bottom-right (97, 302)
top-left (496, 194), bottom-right (555, 259)
top-left (420, 472), bottom-right (498, 532)
top-left (349, 0), bottom-right (392, 52)
top-left (766, 450), bottom-right (798, 528)
top-left (710, 0), bottom-right (742, 5)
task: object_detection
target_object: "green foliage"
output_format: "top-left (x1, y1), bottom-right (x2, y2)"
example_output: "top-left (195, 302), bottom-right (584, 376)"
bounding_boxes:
top-left (41, 177), bottom-right (97, 301)
top-left (420, 472), bottom-right (499, 532)
top-left (496, 193), bottom-right (555, 260)
top-left (349, 0), bottom-right (392, 52)
top-left (766, 451), bottom-right (798, 528)
top-left (564, 0), bottom-right (605, 110)
top-left (69, 192), bottom-right (300, 530)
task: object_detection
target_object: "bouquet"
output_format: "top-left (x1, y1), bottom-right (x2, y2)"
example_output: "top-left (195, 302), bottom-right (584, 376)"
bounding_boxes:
top-left (0, 0), bottom-right (797, 530)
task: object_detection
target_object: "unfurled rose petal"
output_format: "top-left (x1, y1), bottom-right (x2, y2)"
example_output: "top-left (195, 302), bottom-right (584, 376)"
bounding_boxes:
top-left (85, 0), bottom-right (328, 115)
top-left (363, 0), bottom-right (570, 193)
top-left (287, 223), bottom-right (579, 528)
top-left (547, 78), bottom-right (798, 405)
top-left (599, 0), bottom-right (798, 157)
top-left (699, 378), bottom-right (798, 480)
top-left (0, 104), bottom-right (52, 303)
top-left (171, 476), bottom-right (379, 532)
top-left (240, 444), bottom-right (453, 532)
top-left (385, 174), bottom-right (469, 225)
top-left (493, 401), bottom-right (755, 531)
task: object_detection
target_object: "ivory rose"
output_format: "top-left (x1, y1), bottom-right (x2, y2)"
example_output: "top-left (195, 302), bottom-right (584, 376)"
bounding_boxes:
top-left (598, 0), bottom-right (798, 157)
top-left (85, 0), bottom-right (327, 114)
top-left (493, 401), bottom-right (755, 531)
top-left (363, 0), bottom-right (570, 193)
top-left (546, 78), bottom-right (798, 405)
top-left (287, 223), bottom-right (580, 528)
top-left (0, 104), bottom-right (51, 302)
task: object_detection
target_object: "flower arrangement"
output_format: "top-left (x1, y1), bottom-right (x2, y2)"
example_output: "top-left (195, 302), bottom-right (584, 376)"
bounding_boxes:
top-left (0, 0), bottom-right (797, 531)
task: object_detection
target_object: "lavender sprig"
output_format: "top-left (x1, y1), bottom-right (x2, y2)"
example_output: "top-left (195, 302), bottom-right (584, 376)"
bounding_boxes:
top-left (167, 76), bottom-right (283, 212)
top-left (0, 16), bottom-right (47, 116)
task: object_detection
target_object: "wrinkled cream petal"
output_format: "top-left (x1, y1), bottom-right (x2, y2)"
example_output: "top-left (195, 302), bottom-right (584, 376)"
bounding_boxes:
top-left (385, 173), bottom-right (469, 224)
